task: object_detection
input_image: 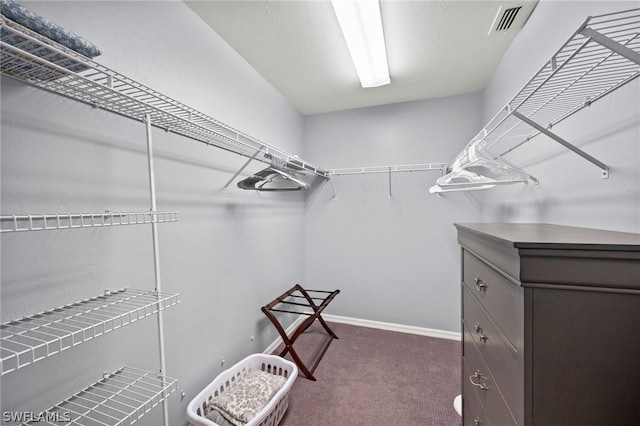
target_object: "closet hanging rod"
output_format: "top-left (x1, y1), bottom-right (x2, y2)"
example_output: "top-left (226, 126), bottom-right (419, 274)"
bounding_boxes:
top-left (0, 211), bottom-right (179, 233)
top-left (0, 17), bottom-right (328, 179)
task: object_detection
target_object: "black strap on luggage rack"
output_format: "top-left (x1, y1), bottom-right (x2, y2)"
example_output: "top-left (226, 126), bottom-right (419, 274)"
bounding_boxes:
top-left (261, 284), bottom-right (340, 381)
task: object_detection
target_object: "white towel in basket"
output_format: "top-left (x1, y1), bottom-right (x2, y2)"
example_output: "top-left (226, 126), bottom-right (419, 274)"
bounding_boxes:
top-left (207, 368), bottom-right (287, 426)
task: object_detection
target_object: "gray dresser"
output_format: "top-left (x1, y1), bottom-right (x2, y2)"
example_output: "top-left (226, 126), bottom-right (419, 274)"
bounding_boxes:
top-left (455, 223), bottom-right (640, 426)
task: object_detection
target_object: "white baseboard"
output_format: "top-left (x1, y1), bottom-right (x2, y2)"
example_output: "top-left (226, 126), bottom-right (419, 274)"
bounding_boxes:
top-left (263, 314), bottom-right (460, 352)
top-left (323, 314), bottom-right (462, 341)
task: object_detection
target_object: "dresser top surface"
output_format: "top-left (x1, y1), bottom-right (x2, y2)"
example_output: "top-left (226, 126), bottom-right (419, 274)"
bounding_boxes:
top-left (454, 223), bottom-right (640, 251)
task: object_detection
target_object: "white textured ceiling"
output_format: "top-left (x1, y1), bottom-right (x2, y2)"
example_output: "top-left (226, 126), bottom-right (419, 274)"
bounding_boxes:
top-left (185, 0), bottom-right (538, 115)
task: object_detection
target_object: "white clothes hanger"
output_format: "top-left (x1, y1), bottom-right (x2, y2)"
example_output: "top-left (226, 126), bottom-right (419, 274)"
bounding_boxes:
top-left (429, 141), bottom-right (537, 193)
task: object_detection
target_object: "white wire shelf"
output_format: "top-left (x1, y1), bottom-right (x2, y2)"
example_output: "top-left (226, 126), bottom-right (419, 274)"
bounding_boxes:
top-left (1, 288), bottom-right (180, 376)
top-left (20, 366), bottom-right (177, 426)
top-left (327, 163), bottom-right (448, 199)
top-left (0, 16), bottom-right (328, 179)
top-left (0, 211), bottom-right (179, 233)
top-left (468, 8), bottom-right (640, 171)
top-left (329, 163), bottom-right (448, 176)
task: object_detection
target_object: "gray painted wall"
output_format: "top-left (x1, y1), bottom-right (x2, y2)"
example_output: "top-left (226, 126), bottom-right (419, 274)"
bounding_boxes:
top-left (303, 94), bottom-right (483, 333)
top-left (1, 2), bottom-right (306, 425)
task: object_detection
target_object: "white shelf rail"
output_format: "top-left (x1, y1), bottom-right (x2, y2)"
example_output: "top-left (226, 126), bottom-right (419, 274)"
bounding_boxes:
top-left (328, 163), bottom-right (448, 199)
top-left (465, 8), bottom-right (640, 178)
top-left (20, 366), bottom-right (177, 426)
top-left (0, 16), bottom-right (328, 179)
top-left (329, 163), bottom-right (449, 175)
top-left (0, 211), bottom-right (179, 233)
top-left (1, 288), bottom-right (180, 375)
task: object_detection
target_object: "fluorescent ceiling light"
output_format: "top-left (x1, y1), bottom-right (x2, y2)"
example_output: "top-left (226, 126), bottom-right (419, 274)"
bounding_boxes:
top-left (331, 0), bottom-right (390, 88)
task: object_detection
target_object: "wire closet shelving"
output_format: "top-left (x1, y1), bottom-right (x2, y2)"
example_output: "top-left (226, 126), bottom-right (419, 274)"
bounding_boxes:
top-left (430, 8), bottom-right (640, 193)
top-left (0, 211), bottom-right (179, 233)
top-left (329, 163), bottom-right (449, 176)
top-left (0, 16), bottom-right (328, 179)
top-left (0, 13), bottom-right (193, 426)
top-left (1, 288), bottom-right (180, 376)
top-left (327, 163), bottom-right (449, 198)
top-left (19, 366), bottom-right (177, 426)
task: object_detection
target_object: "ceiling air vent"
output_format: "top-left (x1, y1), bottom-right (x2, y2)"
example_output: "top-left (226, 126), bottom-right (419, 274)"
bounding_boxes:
top-left (489, 4), bottom-right (523, 35)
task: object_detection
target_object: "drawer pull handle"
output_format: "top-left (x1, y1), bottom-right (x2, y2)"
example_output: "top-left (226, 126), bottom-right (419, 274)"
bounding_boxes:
top-left (474, 276), bottom-right (488, 292)
top-left (474, 417), bottom-right (483, 425)
top-left (474, 323), bottom-right (488, 342)
top-left (469, 370), bottom-right (488, 391)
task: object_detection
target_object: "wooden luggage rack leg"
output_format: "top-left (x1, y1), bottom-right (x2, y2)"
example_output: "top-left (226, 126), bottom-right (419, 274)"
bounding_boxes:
top-left (262, 284), bottom-right (340, 381)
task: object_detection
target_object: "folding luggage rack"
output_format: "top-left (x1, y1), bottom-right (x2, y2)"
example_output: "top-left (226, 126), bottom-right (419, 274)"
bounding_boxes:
top-left (261, 284), bottom-right (340, 381)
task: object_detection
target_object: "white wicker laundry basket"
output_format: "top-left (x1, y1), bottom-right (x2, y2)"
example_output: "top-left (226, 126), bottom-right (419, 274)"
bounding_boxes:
top-left (187, 353), bottom-right (298, 426)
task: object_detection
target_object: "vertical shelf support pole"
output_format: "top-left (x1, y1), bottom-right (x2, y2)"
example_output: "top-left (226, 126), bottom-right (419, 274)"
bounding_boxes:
top-left (145, 114), bottom-right (170, 426)
top-left (388, 167), bottom-right (392, 199)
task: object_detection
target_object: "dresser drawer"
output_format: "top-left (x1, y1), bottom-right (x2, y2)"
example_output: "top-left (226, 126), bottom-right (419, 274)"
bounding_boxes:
top-left (463, 250), bottom-right (522, 347)
top-left (463, 333), bottom-right (516, 426)
top-left (461, 369), bottom-right (489, 426)
top-left (463, 294), bottom-right (522, 423)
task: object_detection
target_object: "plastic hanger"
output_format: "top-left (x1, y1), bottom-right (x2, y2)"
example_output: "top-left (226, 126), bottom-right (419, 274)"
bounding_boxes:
top-left (429, 142), bottom-right (536, 193)
top-left (237, 167), bottom-right (310, 191)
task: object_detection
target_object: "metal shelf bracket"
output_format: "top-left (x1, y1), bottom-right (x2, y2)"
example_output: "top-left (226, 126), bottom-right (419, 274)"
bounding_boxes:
top-left (511, 111), bottom-right (610, 178)
top-left (223, 145), bottom-right (265, 193)
top-left (581, 27), bottom-right (640, 66)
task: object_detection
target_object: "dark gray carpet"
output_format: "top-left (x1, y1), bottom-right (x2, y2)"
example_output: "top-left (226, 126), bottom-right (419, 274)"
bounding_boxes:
top-left (276, 322), bottom-right (461, 426)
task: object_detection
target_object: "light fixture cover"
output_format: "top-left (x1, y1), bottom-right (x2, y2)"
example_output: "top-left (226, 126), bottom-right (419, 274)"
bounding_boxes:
top-left (331, 0), bottom-right (390, 88)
